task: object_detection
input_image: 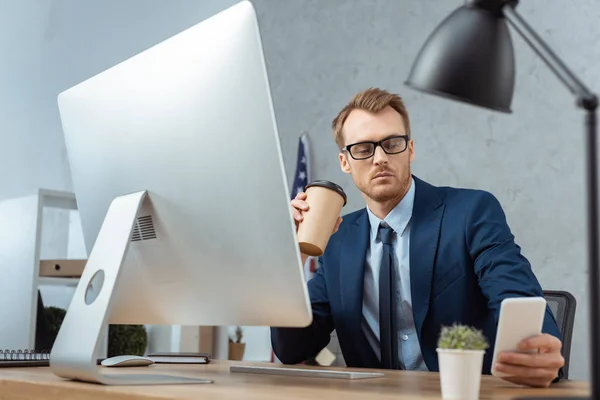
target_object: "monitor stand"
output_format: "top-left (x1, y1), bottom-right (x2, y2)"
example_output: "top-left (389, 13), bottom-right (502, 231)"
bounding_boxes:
top-left (49, 190), bottom-right (212, 385)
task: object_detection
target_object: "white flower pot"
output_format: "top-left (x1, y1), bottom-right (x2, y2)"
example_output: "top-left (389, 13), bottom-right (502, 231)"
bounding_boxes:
top-left (437, 348), bottom-right (485, 400)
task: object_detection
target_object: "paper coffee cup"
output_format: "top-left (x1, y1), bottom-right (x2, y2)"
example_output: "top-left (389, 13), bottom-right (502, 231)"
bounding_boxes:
top-left (297, 180), bottom-right (347, 256)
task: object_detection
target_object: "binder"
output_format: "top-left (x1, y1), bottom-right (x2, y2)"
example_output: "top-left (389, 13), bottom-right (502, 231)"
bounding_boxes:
top-left (39, 259), bottom-right (86, 277)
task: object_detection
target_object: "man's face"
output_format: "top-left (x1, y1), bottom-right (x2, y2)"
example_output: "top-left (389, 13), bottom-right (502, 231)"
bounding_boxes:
top-left (338, 106), bottom-right (414, 203)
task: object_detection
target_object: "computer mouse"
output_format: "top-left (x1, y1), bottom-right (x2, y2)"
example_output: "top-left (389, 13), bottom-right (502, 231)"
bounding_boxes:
top-left (100, 355), bottom-right (154, 367)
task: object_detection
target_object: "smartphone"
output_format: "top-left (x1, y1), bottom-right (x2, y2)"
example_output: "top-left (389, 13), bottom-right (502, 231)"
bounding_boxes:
top-left (490, 296), bottom-right (547, 377)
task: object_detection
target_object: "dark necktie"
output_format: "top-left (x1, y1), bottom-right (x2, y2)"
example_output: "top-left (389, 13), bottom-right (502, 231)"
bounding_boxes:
top-left (379, 223), bottom-right (399, 369)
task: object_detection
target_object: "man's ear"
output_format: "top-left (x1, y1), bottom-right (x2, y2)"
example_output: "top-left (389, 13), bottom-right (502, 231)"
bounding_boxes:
top-left (408, 139), bottom-right (415, 163)
top-left (339, 152), bottom-right (351, 174)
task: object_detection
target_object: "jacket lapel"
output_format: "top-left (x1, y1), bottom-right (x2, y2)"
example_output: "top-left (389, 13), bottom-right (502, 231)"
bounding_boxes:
top-left (339, 210), bottom-right (379, 367)
top-left (410, 176), bottom-right (445, 341)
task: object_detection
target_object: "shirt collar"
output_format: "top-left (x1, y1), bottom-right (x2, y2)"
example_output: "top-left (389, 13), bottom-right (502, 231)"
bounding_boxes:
top-left (366, 176), bottom-right (415, 242)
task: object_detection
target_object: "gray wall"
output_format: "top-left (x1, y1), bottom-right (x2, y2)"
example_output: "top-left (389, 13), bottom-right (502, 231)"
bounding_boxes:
top-left (0, 0), bottom-right (240, 202)
top-left (1, 0), bottom-right (597, 379)
top-left (0, 1), bottom-right (69, 200)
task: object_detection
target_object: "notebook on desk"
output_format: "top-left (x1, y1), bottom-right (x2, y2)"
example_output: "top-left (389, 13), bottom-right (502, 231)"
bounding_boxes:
top-left (146, 352), bottom-right (210, 364)
top-left (0, 350), bottom-right (50, 367)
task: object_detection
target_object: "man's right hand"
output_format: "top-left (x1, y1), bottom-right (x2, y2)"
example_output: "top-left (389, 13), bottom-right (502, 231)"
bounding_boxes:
top-left (291, 192), bottom-right (343, 234)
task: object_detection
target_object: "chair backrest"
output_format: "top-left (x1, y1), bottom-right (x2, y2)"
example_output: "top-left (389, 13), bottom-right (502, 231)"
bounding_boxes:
top-left (543, 290), bottom-right (576, 379)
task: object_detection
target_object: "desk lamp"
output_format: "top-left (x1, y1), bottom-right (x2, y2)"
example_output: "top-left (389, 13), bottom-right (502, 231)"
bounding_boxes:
top-left (404, 1), bottom-right (598, 399)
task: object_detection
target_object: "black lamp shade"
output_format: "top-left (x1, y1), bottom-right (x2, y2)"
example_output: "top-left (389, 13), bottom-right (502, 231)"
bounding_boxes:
top-left (405, 4), bottom-right (516, 113)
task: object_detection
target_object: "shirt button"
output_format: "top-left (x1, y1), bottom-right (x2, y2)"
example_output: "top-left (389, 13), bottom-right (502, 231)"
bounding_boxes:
top-left (402, 334), bottom-right (409, 341)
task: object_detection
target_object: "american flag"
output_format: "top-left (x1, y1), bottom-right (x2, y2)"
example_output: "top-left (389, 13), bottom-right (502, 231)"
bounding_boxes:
top-left (291, 133), bottom-right (310, 199)
top-left (291, 133), bottom-right (317, 280)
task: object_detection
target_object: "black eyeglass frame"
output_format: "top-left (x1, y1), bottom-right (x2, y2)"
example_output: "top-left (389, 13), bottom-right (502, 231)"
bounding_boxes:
top-left (341, 134), bottom-right (410, 160)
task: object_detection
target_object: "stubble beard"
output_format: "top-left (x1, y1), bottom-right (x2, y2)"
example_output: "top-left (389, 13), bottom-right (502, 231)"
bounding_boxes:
top-left (362, 164), bottom-right (411, 203)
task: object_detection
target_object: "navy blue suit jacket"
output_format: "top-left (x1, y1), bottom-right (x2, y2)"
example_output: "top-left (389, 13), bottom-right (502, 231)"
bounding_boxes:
top-left (271, 176), bottom-right (561, 374)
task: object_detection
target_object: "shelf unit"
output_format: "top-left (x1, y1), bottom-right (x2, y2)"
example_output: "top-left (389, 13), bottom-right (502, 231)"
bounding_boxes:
top-left (0, 189), bottom-right (91, 351)
top-left (37, 276), bottom-right (81, 287)
top-left (0, 189), bottom-right (217, 358)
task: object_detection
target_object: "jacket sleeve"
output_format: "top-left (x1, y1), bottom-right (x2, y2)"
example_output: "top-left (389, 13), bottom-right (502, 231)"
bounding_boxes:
top-left (270, 257), bottom-right (334, 364)
top-left (465, 191), bottom-right (562, 342)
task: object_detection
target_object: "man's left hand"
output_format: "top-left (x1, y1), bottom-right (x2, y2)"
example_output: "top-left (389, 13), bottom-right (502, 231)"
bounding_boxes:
top-left (494, 333), bottom-right (564, 388)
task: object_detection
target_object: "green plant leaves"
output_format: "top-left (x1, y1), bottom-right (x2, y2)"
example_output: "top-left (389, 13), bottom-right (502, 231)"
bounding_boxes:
top-left (437, 324), bottom-right (489, 350)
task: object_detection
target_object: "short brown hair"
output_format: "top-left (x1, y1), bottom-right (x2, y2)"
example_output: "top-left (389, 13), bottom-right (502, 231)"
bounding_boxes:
top-left (332, 88), bottom-right (410, 149)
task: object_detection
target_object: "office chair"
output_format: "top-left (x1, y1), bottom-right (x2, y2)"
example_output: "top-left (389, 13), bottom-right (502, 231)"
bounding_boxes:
top-left (543, 290), bottom-right (577, 379)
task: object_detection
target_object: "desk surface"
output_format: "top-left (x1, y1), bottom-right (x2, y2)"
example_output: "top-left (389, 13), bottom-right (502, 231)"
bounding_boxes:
top-left (0, 360), bottom-right (589, 399)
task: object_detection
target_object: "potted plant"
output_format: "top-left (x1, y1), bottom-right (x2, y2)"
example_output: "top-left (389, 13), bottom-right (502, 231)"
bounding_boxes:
top-left (228, 326), bottom-right (245, 361)
top-left (107, 324), bottom-right (148, 357)
top-left (44, 306), bottom-right (147, 357)
top-left (436, 324), bottom-right (489, 400)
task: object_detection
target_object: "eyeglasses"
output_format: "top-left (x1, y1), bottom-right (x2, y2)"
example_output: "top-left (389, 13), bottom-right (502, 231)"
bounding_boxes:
top-left (342, 135), bottom-right (410, 160)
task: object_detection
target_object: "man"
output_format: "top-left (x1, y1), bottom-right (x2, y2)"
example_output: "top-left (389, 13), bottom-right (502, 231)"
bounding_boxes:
top-left (270, 88), bottom-right (564, 388)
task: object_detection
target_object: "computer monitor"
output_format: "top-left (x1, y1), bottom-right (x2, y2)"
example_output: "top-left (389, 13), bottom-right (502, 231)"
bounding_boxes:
top-left (50, 0), bottom-right (311, 385)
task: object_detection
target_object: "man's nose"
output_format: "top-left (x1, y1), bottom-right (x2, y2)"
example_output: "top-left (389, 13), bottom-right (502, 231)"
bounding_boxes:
top-left (373, 145), bottom-right (388, 165)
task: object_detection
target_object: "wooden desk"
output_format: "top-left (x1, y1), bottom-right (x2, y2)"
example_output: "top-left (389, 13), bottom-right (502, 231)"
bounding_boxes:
top-left (0, 360), bottom-right (588, 399)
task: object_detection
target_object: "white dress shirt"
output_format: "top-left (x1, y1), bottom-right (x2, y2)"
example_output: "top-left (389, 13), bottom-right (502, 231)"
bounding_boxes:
top-left (361, 177), bottom-right (428, 370)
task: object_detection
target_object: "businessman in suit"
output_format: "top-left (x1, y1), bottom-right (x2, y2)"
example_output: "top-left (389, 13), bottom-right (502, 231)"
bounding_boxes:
top-left (271, 88), bottom-right (564, 388)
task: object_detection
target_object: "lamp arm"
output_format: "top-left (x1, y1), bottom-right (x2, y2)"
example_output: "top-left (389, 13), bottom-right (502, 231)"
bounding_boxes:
top-left (502, 4), bottom-right (598, 111)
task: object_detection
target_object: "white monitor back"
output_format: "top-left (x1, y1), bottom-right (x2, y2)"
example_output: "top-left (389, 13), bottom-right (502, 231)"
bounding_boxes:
top-left (57, 0), bottom-right (311, 328)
